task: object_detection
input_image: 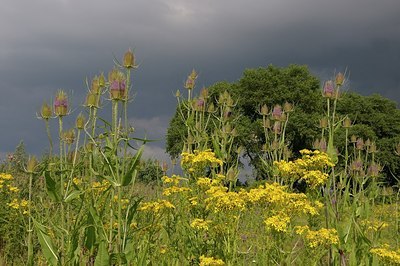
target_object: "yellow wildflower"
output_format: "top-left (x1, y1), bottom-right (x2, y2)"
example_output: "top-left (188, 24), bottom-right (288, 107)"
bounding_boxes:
top-left (264, 213), bottom-right (291, 232)
top-left (295, 225), bottom-right (339, 248)
top-left (190, 218), bottom-right (212, 231)
top-left (139, 199), bottom-right (175, 213)
top-left (0, 173), bottom-right (13, 180)
top-left (199, 255), bottom-right (225, 266)
top-left (163, 186), bottom-right (191, 196)
top-left (370, 245), bottom-right (400, 264)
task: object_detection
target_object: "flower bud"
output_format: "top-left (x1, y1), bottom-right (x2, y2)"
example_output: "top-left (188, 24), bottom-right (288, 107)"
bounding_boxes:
top-left (226, 167), bottom-right (238, 182)
top-left (40, 102), bottom-right (52, 120)
top-left (313, 139), bottom-right (320, 149)
top-left (350, 135), bottom-right (357, 143)
top-left (272, 105), bottom-right (282, 120)
top-left (110, 79), bottom-right (126, 101)
top-left (26, 156), bottom-right (37, 173)
top-left (367, 162), bottom-right (381, 177)
top-left (343, 117), bottom-right (351, 128)
top-left (335, 72), bottom-right (345, 86)
top-left (260, 104), bottom-right (268, 116)
top-left (323, 80), bottom-right (334, 98)
top-left (76, 113), bottom-right (85, 129)
top-left (356, 138), bottom-right (364, 150)
top-left (98, 72), bottom-right (106, 87)
top-left (319, 138), bottom-right (327, 152)
top-left (273, 121), bottom-right (281, 134)
top-left (86, 92), bottom-right (99, 108)
top-left (184, 69), bottom-right (197, 90)
top-left (63, 128), bottom-right (75, 145)
top-left (54, 90), bottom-right (68, 117)
top-left (365, 138), bottom-right (371, 147)
top-left (200, 87), bottom-right (209, 99)
top-left (123, 49), bottom-right (136, 69)
top-left (108, 68), bottom-right (119, 83)
top-left (319, 117), bottom-right (328, 128)
top-left (175, 90), bottom-right (181, 98)
top-left (263, 118), bottom-right (271, 129)
top-left (91, 76), bottom-right (100, 94)
top-left (283, 102), bottom-right (293, 112)
top-left (207, 103), bottom-right (215, 113)
top-left (369, 142), bottom-right (377, 153)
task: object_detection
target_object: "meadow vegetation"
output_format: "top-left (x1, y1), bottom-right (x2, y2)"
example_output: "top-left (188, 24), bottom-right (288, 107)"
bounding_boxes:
top-left (0, 50), bottom-right (399, 265)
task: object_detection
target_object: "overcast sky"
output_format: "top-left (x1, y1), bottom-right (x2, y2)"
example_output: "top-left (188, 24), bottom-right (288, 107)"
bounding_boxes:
top-left (1, 0), bottom-right (399, 162)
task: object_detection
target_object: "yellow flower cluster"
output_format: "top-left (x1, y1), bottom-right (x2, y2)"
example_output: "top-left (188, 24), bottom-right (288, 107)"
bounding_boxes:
top-left (274, 149), bottom-right (334, 188)
top-left (196, 176), bottom-right (224, 190)
top-left (370, 245), bottom-right (400, 264)
top-left (0, 173), bottom-right (14, 190)
top-left (294, 225), bottom-right (339, 248)
top-left (360, 219), bottom-right (389, 232)
top-left (205, 186), bottom-right (246, 212)
top-left (264, 212), bottom-right (291, 232)
top-left (7, 198), bottom-right (29, 214)
top-left (161, 175), bottom-right (186, 185)
top-left (199, 255), bottom-right (225, 266)
top-left (138, 199), bottom-right (175, 213)
top-left (163, 186), bottom-right (192, 196)
top-left (181, 150), bottom-right (223, 175)
top-left (113, 195), bottom-right (130, 209)
top-left (92, 180), bottom-right (110, 192)
top-left (190, 218), bottom-right (212, 231)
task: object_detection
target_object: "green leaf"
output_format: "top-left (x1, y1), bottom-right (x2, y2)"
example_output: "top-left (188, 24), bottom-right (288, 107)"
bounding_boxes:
top-left (64, 190), bottom-right (84, 203)
top-left (122, 146), bottom-right (143, 186)
top-left (94, 241), bottom-right (110, 266)
top-left (33, 219), bottom-right (60, 266)
top-left (44, 171), bottom-right (61, 202)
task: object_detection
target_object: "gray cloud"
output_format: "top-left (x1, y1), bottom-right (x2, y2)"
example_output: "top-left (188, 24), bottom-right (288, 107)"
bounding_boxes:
top-left (1, 0), bottom-right (399, 157)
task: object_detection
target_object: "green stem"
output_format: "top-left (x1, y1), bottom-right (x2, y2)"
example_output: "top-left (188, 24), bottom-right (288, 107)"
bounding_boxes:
top-left (45, 119), bottom-right (53, 157)
top-left (27, 172), bottom-right (33, 266)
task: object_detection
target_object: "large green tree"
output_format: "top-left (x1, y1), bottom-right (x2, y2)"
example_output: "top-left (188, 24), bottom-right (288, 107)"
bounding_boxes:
top-left (166, 64), bottom-right (400, 183)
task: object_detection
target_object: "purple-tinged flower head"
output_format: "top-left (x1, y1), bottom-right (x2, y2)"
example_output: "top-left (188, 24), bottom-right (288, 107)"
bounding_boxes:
top-left (196, 98), bottom-right (205, 110)
top-left (356, 138), bottom-right (364, 150)
top-left (350, 159), bottom-right (363, 172)
top-left (313, 139), bottom-right (320, 150)
top-left (319, 138), bottom-right (327, 152)
top-left (108, 68), bottom-right (119, 83)
top-left (272, 104), bottom-right (282, 120)
top-left (40, 101), bottom-right (52, 120)
top-left (184, 69), bottom-right (198, 90)
top-left (335, 72), bottom-right (345, 86)
top-left (110, 78), bottom-right (127, 101)
top-left (54, 90), bottom-right (68, 117)
top-left (367, 162), bottom-right (381, 177)
top-left (323, 80), bottom-right (335, 98)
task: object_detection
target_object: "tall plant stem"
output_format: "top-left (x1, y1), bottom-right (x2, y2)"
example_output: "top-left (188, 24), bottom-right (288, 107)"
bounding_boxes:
top-left (45, 119), bottom-right (53, 157)
top-left (58, 116), bottom-right (65, 262)
top-left (27, 172), bottom-right (34, 266)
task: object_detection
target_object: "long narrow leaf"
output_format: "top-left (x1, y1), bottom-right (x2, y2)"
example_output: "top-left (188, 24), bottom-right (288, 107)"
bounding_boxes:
top-left (33, 219), bottom-right (60, 266)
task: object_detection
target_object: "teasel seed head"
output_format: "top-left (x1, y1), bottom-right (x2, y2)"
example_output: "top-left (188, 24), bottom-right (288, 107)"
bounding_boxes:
top-left (323, 80), bottom-right (335, 98)
top-left (283, 102), bottom-right (293, 112)
top-left (26, 156), bottom-right (38, 173)
top-left (54, 90), bottom-right (68, 117)
top-left (260, 104), bottom-right (269, 116)
top-left (343, 117), bottom-right (352, 128)
top-left (335, 72), bottom-right (345, 86)
top-left (319, 117), bottom-right (328, 128)
top-left (76, 113), bottom-right (86, 130)
top-left (123, 48), bottom-right (136, 69)
top-left (40, 101), bottom-right (52, 120)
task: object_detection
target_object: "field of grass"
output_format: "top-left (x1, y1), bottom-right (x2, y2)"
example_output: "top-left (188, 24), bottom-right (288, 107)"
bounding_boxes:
top-left (0, 51), bottom-right (399, 265)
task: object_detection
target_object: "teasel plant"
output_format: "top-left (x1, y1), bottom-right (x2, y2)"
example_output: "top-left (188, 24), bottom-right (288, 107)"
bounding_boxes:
top-left (259, 102), bottom-right (293, 182)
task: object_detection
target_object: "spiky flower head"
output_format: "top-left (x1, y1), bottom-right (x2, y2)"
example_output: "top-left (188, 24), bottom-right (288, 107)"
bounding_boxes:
top-left (184, 69), bottom-right (198, 90)
top-left (283, 102), bottom-right (293, 112)
top-left (272, 104), bottom-right (282, 120)
top-left (110, 78), bottom-right (127, 101)
top-left (323, 80), bottom-right (335, 98)
top-left (86, 92), bottom-right (99, 108)
top-left (319, 117), bottom-right (328, 128)
top-left (98, 72), bottom-right (106, 87)
top-left (62, 128), bottom-right (75, 145)
top-left (335, 72), bottom-right (345, 86)
top-left (40, 101), bottom-right (52, 119)
top-left (91, 76), bottom-right (100, 94)
top-left (123, 48), bottom-right (136, 69)
top-left (260, 104), bottom-right (269, 116)
top-left (26, 156), bottom-right (37, 173)
top-left (54, 90), bottom-right (68, 117)
top-left (343, 117), bottom-right (351, 128)
top-left (76, 113), bottom-right (86, 129)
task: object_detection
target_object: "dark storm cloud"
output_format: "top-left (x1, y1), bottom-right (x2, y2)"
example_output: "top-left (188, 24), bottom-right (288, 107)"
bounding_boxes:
top-left (1, 0), bottom-right (399, 158)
